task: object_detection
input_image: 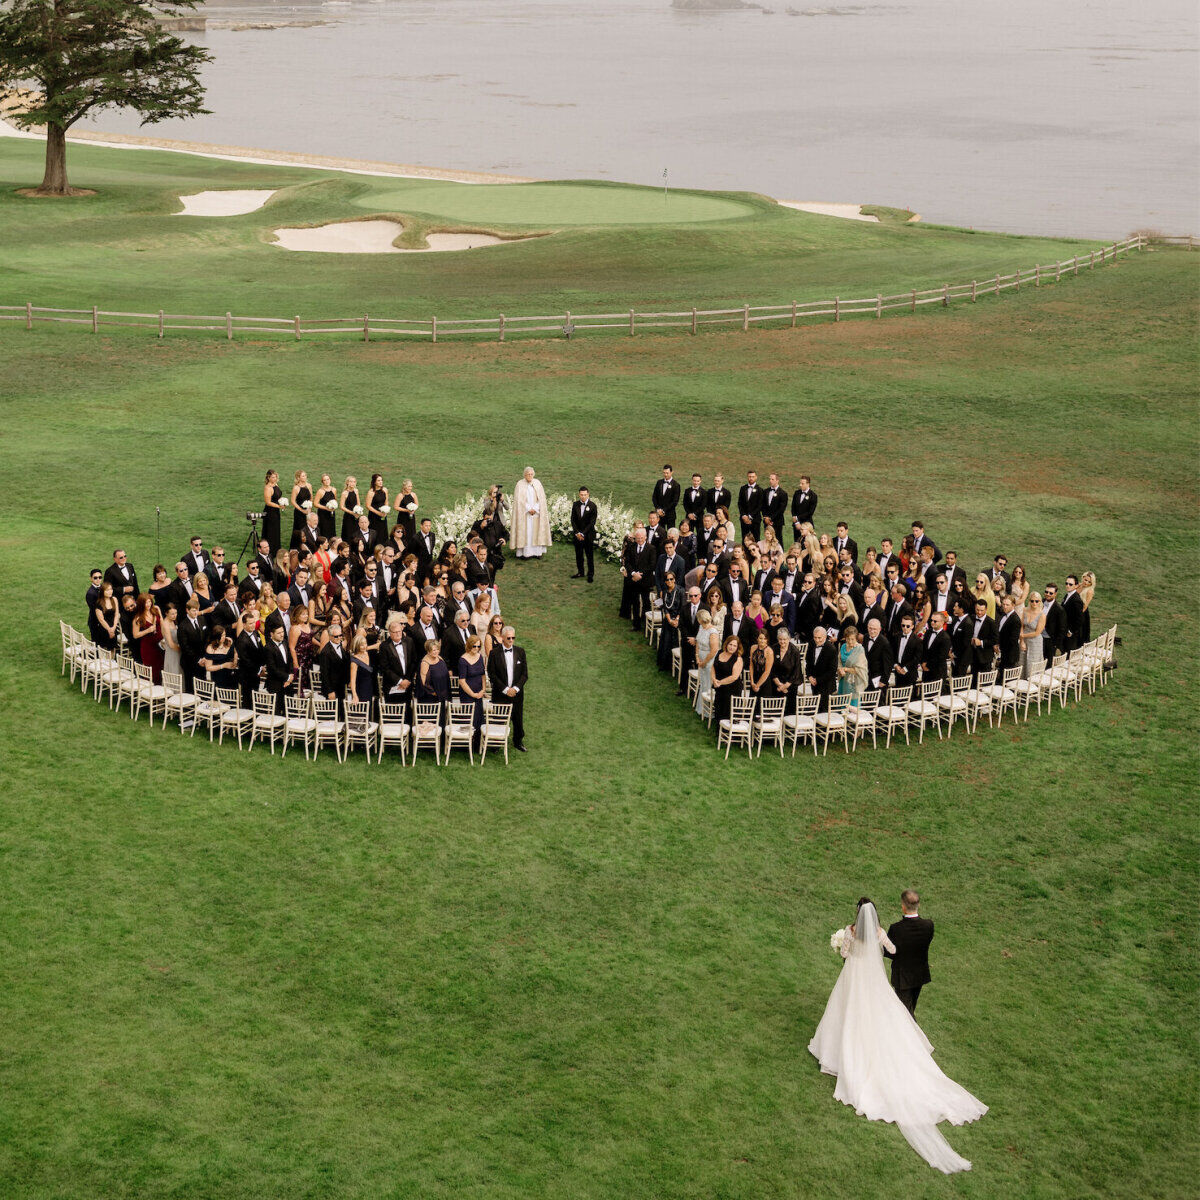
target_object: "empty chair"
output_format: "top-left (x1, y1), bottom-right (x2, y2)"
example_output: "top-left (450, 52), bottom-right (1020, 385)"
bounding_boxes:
top-left (815, 693), bottom-right (853, 755)
top-left (784, 694), bottom-right (820, 756)
top-left (344, 699), bottom-right (379, 760)
top-left (216, 685), bottom-right (255, 748)
top-left (282, 694), bottom-right (317, 759)
top-left (936, 674), bottom-right (971, 736)
top-left (412, 702), bottom-right (444, 765)
top-left (377, 700), bottom-right (411, 765)
top-left (718, 695), bottom-right (756, 760)
top-left (192, 678), bottom-right (229, 740)
top-left (964, 670), bottom-right (997, 733)
top-left (752, 697), bottom-right (787, 758)
top-left (443, 703), bottom-right (477, 764)
top-left (251, 690), bottom-right (286, 752)
top-left (308, 663), bottom-right (322, 697)
top-left (130, 662), bottom-right (167, 723)
top-left (686, 667), bottom-right (700, 703)
top-left (905, 680), bottom-right (944, 744)
top-left (876, 686), bottom-right (913, 748)
top-left (112, 652), bottom-right (139, 712)
top-left (670, 645), bottom-right (683, 682)
top-left (480, 702), bottom-right (513, 765)
top-left (312, 696), bottom-right (345, 761)
top-left (984, 667), bottom-right (1021, 725)
top-left (846, 688), bottom-right (881, 751)
top-left (162, 670), bottom-right (196, 731)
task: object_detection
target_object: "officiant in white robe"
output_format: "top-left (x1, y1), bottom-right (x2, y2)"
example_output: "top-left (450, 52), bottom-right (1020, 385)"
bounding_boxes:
top-left (512, 467), bottom-right (551, 558)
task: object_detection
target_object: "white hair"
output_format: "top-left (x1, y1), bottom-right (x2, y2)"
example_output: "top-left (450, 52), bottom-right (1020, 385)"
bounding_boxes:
top-left (502, 625), bottom-right (515, 636)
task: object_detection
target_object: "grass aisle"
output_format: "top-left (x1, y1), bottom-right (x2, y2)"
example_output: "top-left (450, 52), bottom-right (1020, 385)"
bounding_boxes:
top-left (0, 237), bottom-right (1195, 1197)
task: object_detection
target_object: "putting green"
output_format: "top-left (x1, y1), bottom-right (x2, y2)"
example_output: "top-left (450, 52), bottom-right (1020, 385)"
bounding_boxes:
top-left (349, 180), bottom-right (758, 226)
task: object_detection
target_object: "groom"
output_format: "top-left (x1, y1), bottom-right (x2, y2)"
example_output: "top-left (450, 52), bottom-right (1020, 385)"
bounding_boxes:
top-left (884, 890), bottom-right (934, 1015)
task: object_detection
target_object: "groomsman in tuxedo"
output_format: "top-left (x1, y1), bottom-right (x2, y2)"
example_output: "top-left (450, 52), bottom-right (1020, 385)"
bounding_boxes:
top-left (414, 518), bottom-right (437, 575)
top-left (891, 617), bottom-right (921, 687)
top-left (859, 586), bottom-right (886, 637)
top-left (696, 512), bottom-right (719, 561)
top-left (969, 599), bottom-right (997, 678)
top-left (286, 567), bottom-right (313, 612)
top-left (235, 620), bottom-right (264, 710)
top-left (837, 563), bottom-right (864, 613)
top-left (995, 596), bottom-right (1022, 671)
top-left (737, 470), bottom-right (763, 540)
top-left (379, 619), bottom-right (415, 706)
top-left (1041, 583), bottom-right (1065, 660)
top-left (767, 576), bottom-right (797, 633)
top-left (488, 626), bottom-right (528, 751)
top-left (773, 628), bottom-right (805, 714)
top-left (620, 527), bottom-right (655, 628)
top-left (875, 537), bottom-right (897, 581)
top-left (239, 559), bottom-right (264, 604)
top-left (1062, 576), bottom-right (1085, 651)
top-left (806, 626), bottom-right (838, 711)
top-left (677, 587), bottom-right (704, 695)
top-left (465, 541), bottom-right (493, 591)
top-left (379, 548), bottom-right (401, 607)
top-left (706, 473), bottom-right (731, 517)
top-left (864, 618), bottom-right (894, 691)
top-left (414, 605), bottom-right (441, 648)
top-left (683, 474), bottom-right (706, 526)
top-left (652, 465), bottom-right (680, 531)
top-left (910, 521), bottom-right (939, 564)
top-left (263, 624), bottom-right (294, 709)
top-left (916, 544), bottom-right (941, 592)
top-left (104, 548), bottom-right (139, 599)
top-left (318, 623), bottom-right (350, 703)
top-left (183, 536), bottom-right (210, 579)
top-left (833, 521), bottom-right (858, 564)
top-left (350, 515), bottom-right (376, 568)
top-left (751, 557), bottom-right (776, 596)
top-left (656, 539), bottom-right (687, 595)
top-left (790, 475), bottom-right (817, 540)
top-left (949, 598), bottom-right (973, 677)
top-left (761, 473), bottom-right (788, 537)
top-left (178, 597), bottom-right (208, 693)
top-left (254, 538), bottom-right (275, 581)
top-left (883, 890), bottom-right (934, 1015)
top-left (721, 562), bottom-right (750, 610)
top-left (570, 486), bottom-right (597, 581)
top-left (922, 612), bottom-right (952, 688)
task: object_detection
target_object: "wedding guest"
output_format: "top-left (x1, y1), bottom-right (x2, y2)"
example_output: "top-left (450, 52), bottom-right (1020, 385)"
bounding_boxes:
top-left (131, 594), bottom-right (164, 683)
top-left (619, 527), bottom-right (654, 627)
top-left (833, 593), bottom-right (858, 641)
top-left (1019, 592), bottom-right (1046, 677)
top-left (442, 609), bottom-right (472, 675)
top-left (653, 465), bottom-right (680, 530)
top-left (1078, 572), bottom-right (1096, 643)
top-left (1008, 564), bottom-right (1030, 608)
top-left (834, 521), bottom-right (857, 564)
top-left (836, 625), bottom-right (868, 706)
top-left (191, 572), bottom-right (216, 625)
top-left (288, 605), bottom-right (315, 695)
top-left (771, 628), bottom-right (804, 714)
top-left (745, 589), bottom-right (768, 635)
top-left (104, 548), bottom-right (139, 599)
top-left (996, 595), bottom-right (1022, 672)
top-left (711, 635), bottom-right (744, 724)
top-left (265, 589), bottom-right (291, 641)
top-left (457, 634), bottom-right (487, 745)
top-left (790, 476), bottom-right (817, 539)
top-left (805, 626), bottom-right (838, 711)
top-left (972, 573), bottom-right (996, 619)
top-left (263, 623), bottom-right (294, 709)
top-left (748, 630), bottom-right (775, 705)
top-left (969, 599), bottom-right (997, 679)
top-left (289, 469), bottom-right (311, 550)
top-left (235, 616), bottom-right (264, 709)
top-left (892, 617), bottom-right (921, 688)
top-left (921, 611), bottom-right (952, 688)
top-left (487, 626), bottom-right (528, 751)
top-left (160, 602), bottom-right (182, 681)
top-left (262, 469), bottom-right (284, 555)
top-left (178, 596), bottom-right (207, 691)
top-left (863, 618), bottom-right (894, 691)
top-left (656, 572), bottom-right (683, 672)
top-left (705, 584), bottom-right (727, 632)
top-left (349, 632), bottom-right (376, 705)
top-left (148, 565), bottom-right (173, 612)
top-left (358, 608), bottom-right (383, 660)
top-left (1041, 582), bottom-right (1064, 661)
top-left (200, 624), bottom-right (237, 690)
top-left (738, 470), bottom-right (763, 540)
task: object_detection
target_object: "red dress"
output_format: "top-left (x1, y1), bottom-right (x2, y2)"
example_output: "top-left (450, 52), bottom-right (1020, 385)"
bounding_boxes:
top-left (138, 616), bottom-right (165, 684)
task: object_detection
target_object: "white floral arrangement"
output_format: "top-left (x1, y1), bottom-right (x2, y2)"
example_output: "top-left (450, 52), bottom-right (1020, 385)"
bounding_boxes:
top-left (550, 492), bottom-right (637, 562)
top-left (278, 497), bottom-right (289, 507)
top-left (353, 504), bottom-right (364, 517)
top-left (302, 500), bottom-right (313, 511)
top-left (436, 491), bottom-right (488, 547)
top-left (381, 505), bottom-right (392, 516)
top-left (830, 927), bottom-right (850, 955)
top-left (325, 499), bottom-right (338, 511)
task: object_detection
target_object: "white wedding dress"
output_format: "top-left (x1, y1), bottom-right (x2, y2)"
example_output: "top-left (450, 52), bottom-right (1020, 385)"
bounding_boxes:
top-left (808, 903), bottom-right (987, 1174)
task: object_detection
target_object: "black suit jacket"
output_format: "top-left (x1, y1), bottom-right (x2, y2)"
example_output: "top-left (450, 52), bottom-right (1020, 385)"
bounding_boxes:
top-left (723, 616), bottom-right (754, 655)
top-left (318, 642), bottom-right (350, 698)
top-left (622, 541), bottom-right (655, 584)
top-left (235, 631), bottom-right (264, 686)
top-left (737, 483), bottom-right (762, 527)
top-left (263, 640), bottom-right (293, 692)
top-left (721, 576), bottom-right (750, 609)
top-left (950, 615), bottom-right (974, 674)
top-left (864, 633), bottom-right (895, 690)
top-left (682, 487), bottom-right (706, 524)
top-left (441, 624), bottom-right (470, 672)
top-left (885, 916), bottom-right (934, 990)
top-left (183, 549), bottom-right (211, 579)
top-left (806, 641), bottom-right (838, 695)
top-left (833, 536), bottom-right (858, 564)
top-left (706, 486), bottom-right (731, 516)
top-left (379, 636), bottom-right (415, 697)
top-left (995, 610), bottom-right (1022, 670)
top-left (299, 525), bottom-right (321, 556)
top-left (104, 562), bottom-right (139, 598)
top-left (177, 616), bottom-right (208, 667)
top-left (790, 488), bottom-right (818, 530)
top-left (1041, 600), bottom-right (1065, 658)
top-left (254, 552), bottom-right (275, 579)
top-left (487, 644), bottom-right (528, 698)
top-left (761, 486), bottom-right (788, 533)
top-left (571, 501), bottom-right (597, 542)
top-left (970, 615), bottom-right (998, 670)
top-left (211, 599), bottom-right (241, 634)
top-left (891, 632), bottom-right (922, 685)
top-left (652, 479), bottom-right (680, 527)
top-left (1063, 592), bottom-right (1085, 650)
top-left (922, 629), bottom-right (952, 683)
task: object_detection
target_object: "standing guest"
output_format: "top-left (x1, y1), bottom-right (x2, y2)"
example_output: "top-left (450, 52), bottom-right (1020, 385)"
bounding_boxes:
top-left (487, 625), bottom-right (528, 751)
top-left (313, 539), bottom-right (334, 588)
top-left (1019, 592), bottom-right (1046, 678)
top-left (235, 616), bottom-right (264, 709)
top-left (833, 593), bottom-right (858, 641)
top-left (989, 555), bottom-right (1011, 591)
top-left (705, 584), bottom-right (727, 634)
top-left (1008, 564), bottom-right (1030, 608)
top-left (921, 612), bottom-right (952, 689)
top-left (200, 624), bottom-right (237, 690)
top-left (711, 635), bottom-right (745, 724)
top-left (358, 608), bottom-right (383, 660)
top-left (472, 503), bottom-right (508, 574)
top-left (656, 539), bottom-right (687, 595)
top-left (706, 473), bottom-right (731, 518)
top-left (972, 573), bottom-right (997, 620)
top-left (806, 626), bottom-right (838, 711)
top-left (119, 594), bottom-right (138, 654)
top-left (911, 521), bottom-right (938, 564)
top-left (348, 633), bottom-right (376, 706)
top-left (149, 565), bottom-right (173, 613)
top-left (213, 581), bottom-right (242, 637)
top-left (748, 629), bottom-right (775, 705)
top-left (644, 511), bottom-right (666, 553)
top-left (692, 610), bottom-right (719, 715)
top-left (995, 595), bottom-right (1022, 672)
top-left (863, 618), bottom-right (894, 691)
top-left (969, 599), bottom-right (997, 679)
top-left (724, 600), bottom-right (752, 654)
top-left (183, 536), bottom-right (210, 580)
top-left (949, 598), bottom-right (973, 678)
top-left (457, 634), bottom-right (488, 746)
top-left (771, 628), bottom-right (804, 714)
top-left (656, 572), bottom-right (683, 672)
top-left (570, 486), bottom-right (597, 581)
top-left (836, 625), bottom-right (868, 706)
top-left (339, 475), bottom-right (361, 544)
top-left (299, 511), bottom-right (321, 557)
top-left (762, 473), bottom-right (788, 537)
top-left (289, 469), bottom-right (312, 550)
top-left (470, 592), bottom-right (494, 640)
top-left (271, 547), bottom-right (292, 592)
top-left (875, 536), bottom-right (896, 580)
top-left (619, 527), bottom-right (654, 628)
top-left (104, 548), bottom-right (139, 600)
top-left (745, 589), bottom-right (768, 635)
top-left (178, 597), bottom-right (207, 691)
top-left (191, 572), bottom-right (216, 625)
top-left (287, 566), bottom-right (313, 613)
top-left (1063, 575), bottom-right (1085, 651)
top-left (366, 473), bottom-right (390, 545)
top-left (833, 521), bottom-right (858, 565)
top-left (262, 469), bottom-right (284, 556)
top-left (288, 605), bottom-right (315, 696)
top-left (891, 617), bottom-right (921, 688)
top-left (160, 602), bottom-right (182, 681)
top-left (314, 473), bottom-right (338, 541)
top-left (513, 467), bottom-right (551, 559)
top-left (205, 545), bottom-right (237, 595)
top-left (441, 609), bottom-right (472, 675)
top-left (910, 581), bottom-right (932, 636)
top-left (683, 474), bottom-right (706, 526)
top-left (482, 613), bottom-right (505, 659)
top-left (379, 617), bottom-right (414, 707)
top-left (677, 587), bottom-right (704, 696)
top-left (263, 623), bottom-right (294, 709)
top-left (131, 594), bottom-right (164, 683)
top-left (790, 476), bottom-right (817, 540)
top-left (1079, 572), bottom-right (1096, 643)
top-left (413, 516), bottom-right (437, 578)
top-left (240, 558), bottom-right (265, 603)
top-left (1041, 582), bottom-right (1064, 661)
top-left (714, 504), bottom-right (737, 546)
top-left (653, 465), bottom-right (680, 530)
top-left (317, 623), bottom-right (350, 704)
top-left (85, 568), bottom-right (104, 638)
top-left (264, 589), bottom-right (292, 642)
top-left (394, 479), bottom-right (419, 545)
top-left (738, 470), bottom-right (763, 541)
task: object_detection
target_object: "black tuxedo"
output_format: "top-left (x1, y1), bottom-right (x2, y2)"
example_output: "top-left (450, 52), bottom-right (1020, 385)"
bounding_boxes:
top-left (465, 553), bottom-right (493, 590)
top-left (286, 584), bottom-right (312, 612)
top-left (350, 529), bottom-right (376, 568)
top-left (891, 631), bottom-right (922, 687)
top-left (941, 566), bottom-right (967, 594)
top-left (885, 915), bottom-right (934, 1013)
top-left (168, 576), bottom-right (195, 614)
top-left (487, 644), bottom-right (528, 747)
top-left (969, 615), bottom-right (997, 675)
top-left (235, 630), bottom-right (264, 708)
top-left (571, 500), bottom-right (597, 579)
top-left (721, 576), bottom-right (750, 610)
top-left (254, 551), bottom-right (275, 580)
top-left (379, 636), bottom-right (415, 702)
top-left (790, 487), bottom-right (818, 535)
top-left (104, 561), bottom-right (139, 598)
top-left (864, 633), bottom-right (895, 691)
top-left (723, 615), bottom-right (754, 655)
top-left (1063, 592), bottom-right (1085, 652)
top-left (177, 615), bottom-right (208, 692)
top-left (183, 549), bottom-right (210, 579)
top-left (682, 486), bottom-right (706, 524)
top-left (761, 486), bottom-right (788, 535)
top-left (794, 588), bottom-right (821, 642)
top-left (806, 641), bottom-right (838, 709)
top-left (656, 551), bottom-right (687, 595)
top-left (912, 534), bottom-right (940, 563)
top-left (706, 485), bottom-right (731, 516)
top-left (885, 600), bottom-right (914, 639)
top-left (922, 629), bottom-right (952, 686)
top-left (263, 639), bottom-right (294, 705)
top-left (652, 478), bottom-right (680, 529)
top-left (751, 567), bottom-right (777, 596)
top-left (833, 535), bottom-right (858, 564)
top-left (1042, 600), bottom-right (1065, 660)
top-left (737, 483), bottom-right (763, 539)
top-left (204, 561), bottom-right (236, 596)
top-left (620, 540), bottom-right (655, 625)
top-left (211, 599), bottom-right (241, 635)
top-left (766, 588), bottom-right (797, 633)
top-left (995, 609), bottom-right (1022, 671)
top-left (318, 641), bottom-right (350, 701)
top-left (771, 643), bottom-right (804, 713)
top-left (263, 607), bottom-right (292, 642)
top-left (950, 615), bottom-right (974, 677)
top-left (679, 601), bottom-right (703, 679)
top-left (299, 524), bottom-right (321, 556)
top-left (440, 623), bottom-right (470, 673)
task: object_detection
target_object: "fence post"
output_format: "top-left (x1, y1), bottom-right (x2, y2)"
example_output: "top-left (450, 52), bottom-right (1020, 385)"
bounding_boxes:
top-left (293, 315), bottom-right (300, 340)
top-left (1055, 260), bottom-right (1061, 282)
top-left (743, 304), bottom-right (749, 331)
top-left (691, 307), bottom-right (697, 335)
top-left (1015, 269), bottom-right (1020, 292)
top-left (431, 316), bottom-right (437, 344)
top-left (25, 301), bottom-right (32, 330)
top-left (499, 313), bottom-right (505, 343)
top-left (971, 280), bottom-right (977, 302)
top-left (834, 296), bottom-right (840, 322)
top-left (363, 314), bottom-right (369, 343)
top-left (1035, 265), bottom-right (1040, 287)
top-left (1074, 255), bottom-right (1079, 276)
top-left (995, 273), bottom-right (1000, 295)
top-left (942, 283), bottom-right (949, 306)
top-left (91, 305), bottom-right (98, 334)
top-left (158, 310), bottom-right (164, 339)
top-left (876, 294), bottom-right (882, 318)
top-left (629, 309), bottom-right (635, 337)
top-left (564, 310), bottom-right (571, 340)
top-left (911, 289), bottom-right (916, 312)
top-left (791, 300), bottom-right (797, 328)
top-left (1089, 251), bottom-right (1095, 270)
top-left (226, 311), bottom-right (233, 340)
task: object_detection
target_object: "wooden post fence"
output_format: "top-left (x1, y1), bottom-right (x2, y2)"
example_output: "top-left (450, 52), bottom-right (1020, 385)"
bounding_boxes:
top-left (971, 280), bottom-right (977, 302)
top-left (942, 283), bottom-right (949, 306)
top-left (158, 309), bottom-right (164, 338)
top-left (225, 311), bottom-right (233, 340)
top-left (91, 305), bottom-right (98, 333)
top-left (431, 316), bottom-right (437, 343)
top-left (499, 313), bottom-right (506, 343)
top-left (911, 289), bottom-right (916, 312)
top-left (363, 313), bottom-right (369, 343)
top-left (628, 309), bottom-right (635, 337)
top-left (743, 304), bottom-right (749, 331)
top-left (876, 294), bottom-right (882, 317)
top-left (293, 315), bottom-right (300, 340)
top-left (691, 307), bottom-right (697, 335)
top-left (791, 300), bottom-right (798, 328)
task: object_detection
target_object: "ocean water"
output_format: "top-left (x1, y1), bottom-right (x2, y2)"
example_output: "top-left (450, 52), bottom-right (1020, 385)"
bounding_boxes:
top-left (82, 0), bottom-right (1199, 238)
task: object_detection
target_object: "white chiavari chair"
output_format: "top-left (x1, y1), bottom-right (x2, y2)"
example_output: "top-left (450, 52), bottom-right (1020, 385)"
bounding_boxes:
top-left (282, 694), bottom-right (317, 759)
top-left (784, 694), bottom-right (820, 756)
top-left (815, 693), bottom-right (853, 755)
top-left (480, 702), bottom-right (512, 764)
top-left (718, 695), bottom-right (756, 760)
top-left (251, 690), bottom-right (286, 752)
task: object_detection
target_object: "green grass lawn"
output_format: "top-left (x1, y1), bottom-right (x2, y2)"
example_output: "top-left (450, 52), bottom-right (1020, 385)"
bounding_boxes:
top-left (0, 143), bottom-right (1196, 1197)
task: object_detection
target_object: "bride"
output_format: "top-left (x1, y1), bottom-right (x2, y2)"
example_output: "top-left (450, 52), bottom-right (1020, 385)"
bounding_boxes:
top-left (808, 899), bottom-right (987, 1174)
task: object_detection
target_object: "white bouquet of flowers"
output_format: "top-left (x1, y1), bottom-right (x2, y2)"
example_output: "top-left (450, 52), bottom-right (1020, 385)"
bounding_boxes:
top-left (325, 499), bottom-right (338, 511)
top-left (353, 504), bottom-right (364, 517)
top-left (278, 497), bottom-right (289, 507)
top-left (830, 927), bottom-right (850, 955)
top-left (547, 492), bottom-right (637, 563)
top-left (381, 505), bottom-right (392, 516)
top-left (437, 491), bottom-right (490, 547)
top-left (302, 500), bottom-right (313, 511)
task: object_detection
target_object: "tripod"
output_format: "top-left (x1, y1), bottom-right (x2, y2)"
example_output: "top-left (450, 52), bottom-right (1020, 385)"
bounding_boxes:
top-left (235, 515), bottom-right (260, 568)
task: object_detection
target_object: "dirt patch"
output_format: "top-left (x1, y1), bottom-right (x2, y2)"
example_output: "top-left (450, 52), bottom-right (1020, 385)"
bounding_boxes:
top-left (15, 187), bottom-right (97, 198)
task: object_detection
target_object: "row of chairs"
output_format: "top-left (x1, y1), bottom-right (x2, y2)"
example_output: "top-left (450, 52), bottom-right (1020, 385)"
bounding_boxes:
top-left (679, 632), bottom-right (1116, 759)
top-left (60, 623), bottom-right (515, 765)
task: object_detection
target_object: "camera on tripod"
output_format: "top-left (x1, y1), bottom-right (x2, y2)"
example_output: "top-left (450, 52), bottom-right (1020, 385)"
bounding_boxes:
top-left (246, 511), bottom-right (264, 522)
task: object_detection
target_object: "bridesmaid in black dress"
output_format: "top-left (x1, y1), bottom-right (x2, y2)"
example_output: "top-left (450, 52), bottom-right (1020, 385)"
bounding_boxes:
top-left (290, 469), bottom-right (312, 550)
top-left (262, 469), bottom-right (284, 557)
top-left (366, 473), bottom-right (389, 545)
top-left (149, 564), bottom-right (174, 613)
top-left (711, 636), bottom-right (744, 724)
top-left (395, 478), bottom-right (419, 546)
top-left (315, 473), bottom-right (338, 541)
top-left (340, 475), bottom-right (360, 544)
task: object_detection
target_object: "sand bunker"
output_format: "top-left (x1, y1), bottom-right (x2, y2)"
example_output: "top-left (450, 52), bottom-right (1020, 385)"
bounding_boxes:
top-left (176, 189), bottom-right (278, 216)
top-left (779, 201), bottom-right (879, 223)
top-left (271, 219), bottom-right (528, 253)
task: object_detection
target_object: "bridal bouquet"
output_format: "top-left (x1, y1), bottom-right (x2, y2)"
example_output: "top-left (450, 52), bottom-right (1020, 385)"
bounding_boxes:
top-left (353, 504), bottom-right (364, 516)
top-left (381, 505), bottom-right (392, 516)
top-left (278, 497), bottom-right (289, 507)
top-left (830, 928), bottom-right (850, 955)
top-left (302, 500), bottom-right (313, 511)
top-left (325, 499), bottom-right (338, 511)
